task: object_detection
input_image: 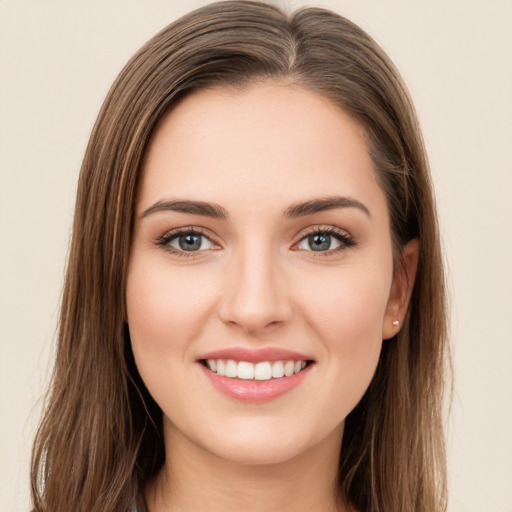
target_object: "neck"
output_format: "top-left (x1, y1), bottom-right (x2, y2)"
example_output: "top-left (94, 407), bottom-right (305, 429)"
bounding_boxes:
top-left (146, 421), bottom-right (347, 512)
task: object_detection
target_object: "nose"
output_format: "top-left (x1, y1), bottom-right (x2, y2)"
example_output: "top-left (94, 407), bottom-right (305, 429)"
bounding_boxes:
top-left (218, 244), bottom-right (292, 335)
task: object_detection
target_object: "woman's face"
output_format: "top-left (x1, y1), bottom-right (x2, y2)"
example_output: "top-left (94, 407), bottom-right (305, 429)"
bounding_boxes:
top-left (127, 83), bottom-right (409, 465)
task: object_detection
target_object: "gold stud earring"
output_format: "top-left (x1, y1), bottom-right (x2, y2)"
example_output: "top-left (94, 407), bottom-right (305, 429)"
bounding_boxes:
top-left (392, 320), bottom-right (400, 328)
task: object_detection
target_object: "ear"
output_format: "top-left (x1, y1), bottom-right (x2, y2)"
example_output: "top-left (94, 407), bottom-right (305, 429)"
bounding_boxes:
top-left (382, 239), bottom-right (419, 340)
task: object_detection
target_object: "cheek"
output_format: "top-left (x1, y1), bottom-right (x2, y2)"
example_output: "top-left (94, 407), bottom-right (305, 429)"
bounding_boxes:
top-left (125, 257), bottom-right (215, 369)
top-left (299, 261), bottom-right (391, 340)
top-left (295, 262), bottom-right (391, 408)
top-left (125, 257), bottom-right (221, 428)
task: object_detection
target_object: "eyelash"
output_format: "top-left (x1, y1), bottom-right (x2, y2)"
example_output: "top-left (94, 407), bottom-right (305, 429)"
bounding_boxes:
top-left (296, 226), bottom-right (356, 257)
top-left (156, 225), bottom-right (356, 258)
top-left (156, 226), bottom-right (215, 258)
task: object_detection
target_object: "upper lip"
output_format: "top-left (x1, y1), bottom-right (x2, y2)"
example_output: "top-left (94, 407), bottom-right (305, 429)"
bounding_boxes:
top-left (197, 347), bottom-right (314, 364)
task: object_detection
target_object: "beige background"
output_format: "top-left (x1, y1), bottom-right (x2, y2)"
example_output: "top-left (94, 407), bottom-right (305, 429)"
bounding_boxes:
top-left (1, 1), bottom-right (511, 511)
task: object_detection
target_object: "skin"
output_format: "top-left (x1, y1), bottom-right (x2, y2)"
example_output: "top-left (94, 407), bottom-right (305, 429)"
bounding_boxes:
top-left (126, 82), bottom-right (418, 512)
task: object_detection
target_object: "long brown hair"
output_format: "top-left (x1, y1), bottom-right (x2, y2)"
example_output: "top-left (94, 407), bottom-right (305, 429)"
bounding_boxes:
top-left (31, 2), bottom-right (449, 511)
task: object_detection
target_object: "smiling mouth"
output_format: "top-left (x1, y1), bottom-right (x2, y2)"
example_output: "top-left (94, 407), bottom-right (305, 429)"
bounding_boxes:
top-left (201, 359), bottom-right (314, 380)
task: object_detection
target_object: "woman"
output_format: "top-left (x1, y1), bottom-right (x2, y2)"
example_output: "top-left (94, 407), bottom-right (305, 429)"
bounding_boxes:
top-left (30, 1), bottom-right (449, 511)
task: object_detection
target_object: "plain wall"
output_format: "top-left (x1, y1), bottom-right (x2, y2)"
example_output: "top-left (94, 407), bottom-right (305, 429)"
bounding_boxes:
top-left (1, 1), bottom-right (511, 511)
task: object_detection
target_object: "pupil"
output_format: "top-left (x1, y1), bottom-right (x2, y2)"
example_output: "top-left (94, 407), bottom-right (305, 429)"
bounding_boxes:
top-left (309, 233), bottom-right (330, 251)
top-left (179, 233), bottom-right (201, 251)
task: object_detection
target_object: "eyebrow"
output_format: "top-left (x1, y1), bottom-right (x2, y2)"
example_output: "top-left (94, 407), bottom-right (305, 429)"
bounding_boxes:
top-left (284, 196), bottom-right (371, 218)
top-left (141, 195), bottom-right (371, 220)
top-left (141, 199), bottom-right (229, 219)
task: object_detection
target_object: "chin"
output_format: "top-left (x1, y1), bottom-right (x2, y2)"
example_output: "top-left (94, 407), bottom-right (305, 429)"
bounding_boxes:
top-left (190, 417), bottom-right (343, 467)
top-left (209, 436), bottom-right (311, 466)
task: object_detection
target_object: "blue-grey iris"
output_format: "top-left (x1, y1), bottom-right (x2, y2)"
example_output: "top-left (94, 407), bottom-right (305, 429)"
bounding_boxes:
top-left (179, 233), bottom-right (202, 251)
top-left (309, 233), bottom-right (331, 251)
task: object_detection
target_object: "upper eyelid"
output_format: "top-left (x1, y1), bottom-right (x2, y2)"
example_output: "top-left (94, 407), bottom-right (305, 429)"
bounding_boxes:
top-left (157, 226), bottom-right (221, 249)
top-left (161, 226), bottom-right (215, 239)
top-left (157, 224), bottom-right (353, 251)
top-left (293, 225), bottom-right (353, 242)
top-left (159, 224), bottom-right (351, 239)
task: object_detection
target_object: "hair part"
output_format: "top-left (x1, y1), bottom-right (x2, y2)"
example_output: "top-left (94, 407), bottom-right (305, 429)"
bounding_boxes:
top-left (31, 2), bottom-right (449, 511)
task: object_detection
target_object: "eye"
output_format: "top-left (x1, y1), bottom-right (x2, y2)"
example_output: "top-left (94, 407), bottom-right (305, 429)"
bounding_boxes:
top-left (157, 228), bottom-right (217, 255)
top-left (170, 232), bottom-right (213, 251)
top-left (297, 232), bottom-right (341, 252)
top-left (295, 227), bottom-right (355, 254)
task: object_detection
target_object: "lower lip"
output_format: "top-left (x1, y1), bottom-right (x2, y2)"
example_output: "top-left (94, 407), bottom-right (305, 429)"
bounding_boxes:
top-left (199, 363), bottom-right (312, 402)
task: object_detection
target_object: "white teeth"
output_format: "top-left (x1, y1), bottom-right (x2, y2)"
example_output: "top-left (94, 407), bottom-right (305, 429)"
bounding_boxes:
top-left (225, 359), bottom-right (237, 378)
top-left (237, 361), bottom-right (255, 380)
top-left (254, 362), bottom-right (272, 381)
top-left (205, 359), bottom-right (309, 380)
top-left (217, 359), bottom-right (226, 376)
top-left (284, 360), bottom-right (294, 377)
top-left (271, 361), bottom-right (285, 378)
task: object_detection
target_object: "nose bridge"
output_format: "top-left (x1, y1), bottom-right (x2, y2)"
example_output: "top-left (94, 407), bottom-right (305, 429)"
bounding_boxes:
top-left (220, 238), bottom-right (291, 333)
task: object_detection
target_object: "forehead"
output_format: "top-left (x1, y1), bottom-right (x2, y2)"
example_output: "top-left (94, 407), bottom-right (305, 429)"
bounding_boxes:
top-left (138, 82), bottom-right (386, 220)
